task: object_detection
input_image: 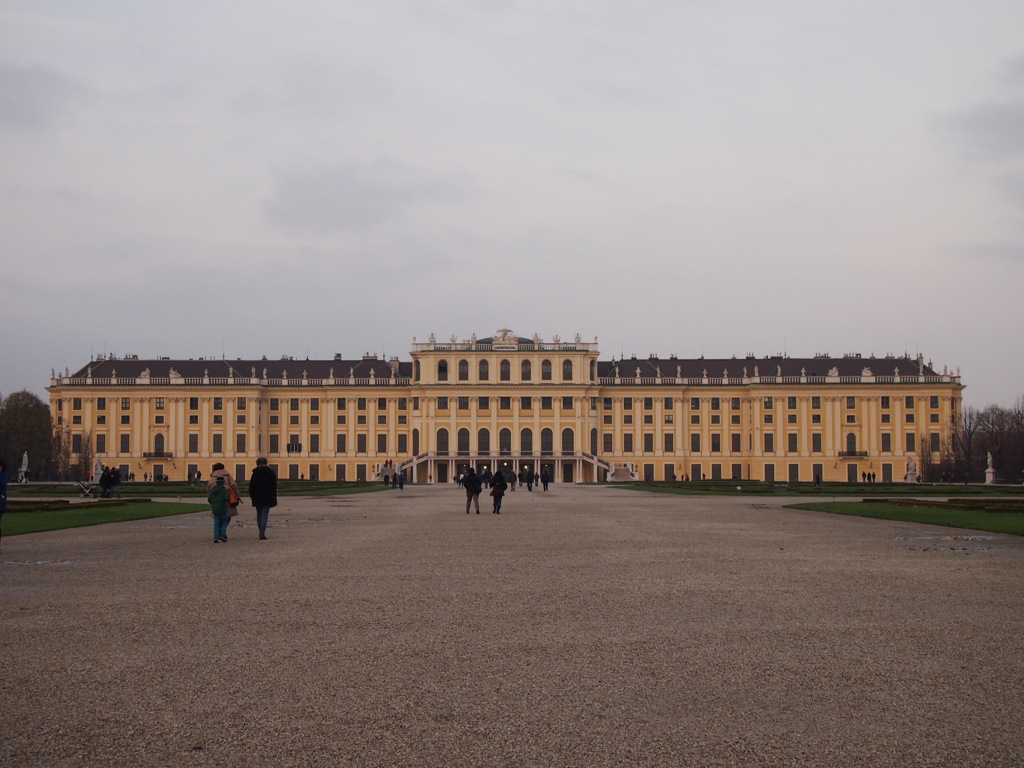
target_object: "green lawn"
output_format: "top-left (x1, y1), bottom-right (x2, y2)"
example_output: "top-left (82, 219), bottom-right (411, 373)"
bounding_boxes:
top-left (787, 501), bottom-right (1024, 536)
top-left (3, 501), bottom-right (201, 536)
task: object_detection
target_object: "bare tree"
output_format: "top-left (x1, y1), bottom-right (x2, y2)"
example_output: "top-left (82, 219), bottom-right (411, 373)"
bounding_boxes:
top-left (954, 405), bottom-right (981, 482)
top-left (53, 426), bottom-right (72, 481)
top-left (79, 430), bottom-right (94, 484)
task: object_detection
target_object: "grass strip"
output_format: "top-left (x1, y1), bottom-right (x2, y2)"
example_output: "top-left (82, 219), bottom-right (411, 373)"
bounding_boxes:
top-left (4, 501), bottom-right (200, 536)
top-left (787, 501), bottom-right (1024, 536)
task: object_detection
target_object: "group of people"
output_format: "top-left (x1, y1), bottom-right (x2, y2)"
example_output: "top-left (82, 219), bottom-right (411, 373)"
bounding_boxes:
top-left (461, 467), bottom-right (552, 515)
top-left (97, 466), bottom-right (122, 498)
top-left (206, 458), bottom-right (278, 543)
top-left (383, 472), bottom-right (405, 489)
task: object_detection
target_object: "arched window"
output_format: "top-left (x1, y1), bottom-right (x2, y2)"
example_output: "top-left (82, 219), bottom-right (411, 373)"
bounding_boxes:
top-left (154, 434), bottom-right (165, 454)
top-left (561, 428), bottom-right (574, 452)
top-left (846, 433), bottom-right (857, 454)
top-left (458, 360), bottom-right (469, 381)
top-left (499, 428), bottom-right (512, 454)
top-left (437, 428), bottom-right (449, 454)
top-left (541, 360), bottom-right (552, 380)
top-left (414, 360), bottom-right (421, 382)
top-left (521, 360), bottom-right (532, 381)
top-left (478, 428), bottom-right (490, 454)
top-left (521, 428), bottom-right (533, 453)
top-left (590, 361), bottom-right (596, 382)
top-left (438, 360), bottom-right (449, 382)
top-left (479, 360), bottom-right (489, 381)
top-left (562, 360), bottom-right (573, 381)
top-left (413, 429), bottom-right (420, 455)
top-left (500, 360), bottom-right (511, 381)
top-left (541, 428), bottom-right (553, 454)
top-left (590, 428), bottom-right (598, 454)
top-left (458, 428), bottom-right (471, 455)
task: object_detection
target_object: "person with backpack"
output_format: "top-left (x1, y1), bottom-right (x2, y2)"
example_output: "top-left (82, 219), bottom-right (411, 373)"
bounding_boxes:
top-left (209, 475), bottom-right (231, 543)
top-left (491, 471), bottom-right (507, 514)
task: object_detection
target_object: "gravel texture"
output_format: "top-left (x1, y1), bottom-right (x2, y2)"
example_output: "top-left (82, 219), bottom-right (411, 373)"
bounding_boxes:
top-left (2, 485), bottom-right (1023, 767)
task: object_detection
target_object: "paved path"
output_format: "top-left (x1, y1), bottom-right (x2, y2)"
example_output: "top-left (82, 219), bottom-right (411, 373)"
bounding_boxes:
top-left (2, 485), bottom-right (1023, 767)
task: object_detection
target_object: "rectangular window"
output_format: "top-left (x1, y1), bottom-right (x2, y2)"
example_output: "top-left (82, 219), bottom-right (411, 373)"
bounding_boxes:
top-left (623, 397), bottom-right (633, 410)
top-left (236, 434), bottom-right (246, 453)
top-left (930, 413), bottom-right (939, 423)
top-left (644, 414), bottom-right (654, 424)
top-left (97, 415), bottom-right (106, 424)
top-left (906, 413), bottom-right (915, 423)
top-left (336, 434), bottom-right (347, 452)
top-left (846, 415), bottom-right (856, 424)
top-left (731, 434), bottom-right (741, 452)
top-left (479, 397), bottom-right (490, 410)
top-left (787, 414), bottom-right (797, 424)
top-left (377, 415), bottom-right (386, 425)
top-left (289, 398), bottom-right (299, 411)
top-left (154, 416), bottom-right (164, 425)
top-left (731, 397), bottom-right (740, 410)
top-left (690, 397), bottom-right (700, 410)
top-left (72, 434), bottom-right (82, 453)
top-left (289, 415), bottom-right (299, 425)
top-left (458, 397), bottom-right (470, 410)
top-left (764, 433), bottom-right (775, 452)
top-left (881, 433), bottom-right (891, 452)
top-left (437, 397), bottom-right (448, 410)
top-left (72, 415), bottom-right (82, 425)
top-left (121, 398), bottom-right (130, 410)
top-left (603, 398), bottom-right (613, 410)
top-left (664, 414), bottom-right (674, 424)
top-left (710, 414), bottom-right (720, 425)
top-left (691, 415), bottom-right (700, 424)
top-left (270, 398), bottom-right (279, 411)
top-left (930, 433), bottom-right (940, 452)
top-left (731, 414), bottom-right (740, 425)
top-left (398, 398), bottom-right (407, 410)
top-left (214, 397), bottom-right (223, 410)
top-left (398, 434), bottom-right (408, 453)
top-left (337, 415), bottom-right (346, 425)
top-left (764, 414), bottom-right (773, 424)
top-left (881, 414), bottom-right (891, 423)
top-left (520, 397), bottom-right (531, 410)
top-left (121, 415), bottom-right (130, 425)
top-left (603, 415), bottom-right (613, 424)
top-left (763, 396), bottom-right (774, 409)
top-left (308, 398), bottom-right (319, 411)
top-left (190, 415), bottom-right (199, 425)
top-left (624, 415), bottom-right (633, 424)
top-left (541, 397), bottom-right (552, 410)
top-left (788, 397), bottom-right (797, 409)
top-left (664, 433), bottom-right (674, 452)
top-left (96, 434), bottom-right (106, 453)
top-left (905, 396), bottom-right (915, 409)
top-left (500, 397), bottom-right (511, 410)
top-left (624, 434), bottom-right (634, 452)
top-left (237, 415), bottom-right (246, 424)
top-left (310, 434), bottom-right (320, 453)
top-left (906, 433), bottom-right (916, 452)
top-left (846, 396), bottom-right (856, 409)
top-left (120, 434), bottom-right (130, 453)
top-left (811, 396), bottom-right (821, 409)
top-left (270, 434), bottom-right (280, 453)
top-left (711, 397), bottom-right (720, 410)
top-left (337, 398), bottom-right (347, 409)
top-left (644, 433), bottom-right (654, 452)
top-left (881, 396), bottom-right (890, 409)
top-left (603, 433), bottom-right (613, 452)
top-left (643, 397), bottom-right (653, 410)
top-left (189, 434), bottom-right (199, 453)
top-left (357, 398), bottom-right (367, 410)
top-left (691, 433), bottom-right (701, 452)
top-left (788, 433), bottom-right (798, 453)
top-left (97, 397), bottom-right (106, 410)
top-left (664, 397), bottom-right (674, 409)
top-left (562, 397), bottom-right (573, 410)
top-left (213, 434), bottom-right (223, 453)
top-left (711, 434), bottom-right (721, 452)
top-left (812, 414), bottom-right (822, 424)
top-left (153, 397), bottom-right (165, 411)
top-left (812, 433), bottom-right (822, 452)
top-left (930, 396), bottom-right (939, 409)
top-left (236, 397), bottom-right (246, 410)
top-left (357, 415), bottom-right (366, 425)
top-left (377, 398), bottom-right (386, 410)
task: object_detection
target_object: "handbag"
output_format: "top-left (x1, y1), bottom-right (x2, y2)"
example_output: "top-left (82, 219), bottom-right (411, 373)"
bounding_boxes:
top-left (228, 487), bottom-right (241, 506)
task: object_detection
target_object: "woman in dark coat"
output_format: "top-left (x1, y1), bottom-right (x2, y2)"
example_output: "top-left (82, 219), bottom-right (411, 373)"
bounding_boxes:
top-left (491, 470), bottom-right (508, 514)
top-left (248, 457), bottom-right (278, 540)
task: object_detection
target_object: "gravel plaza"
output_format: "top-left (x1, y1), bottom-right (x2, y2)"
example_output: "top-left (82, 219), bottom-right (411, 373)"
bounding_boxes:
top-left (2, 484), bottom-right (1022, 767)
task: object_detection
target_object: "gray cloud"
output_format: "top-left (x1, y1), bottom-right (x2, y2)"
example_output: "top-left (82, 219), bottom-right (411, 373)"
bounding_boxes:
top-left (947, 99), bottom-right (1024, 160)
top-left (0, 65), bottom-right (90, 130)
top-left (264, 162), bottom-right (465, 234)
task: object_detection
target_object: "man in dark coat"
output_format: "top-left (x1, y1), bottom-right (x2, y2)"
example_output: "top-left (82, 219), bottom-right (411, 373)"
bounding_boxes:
top-left (248, 457), bottom-right (278, 540)
top-left (463, 468), bottom-right (483, 514)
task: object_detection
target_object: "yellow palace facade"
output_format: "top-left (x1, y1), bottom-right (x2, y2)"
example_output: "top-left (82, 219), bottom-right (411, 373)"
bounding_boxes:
top-left (47, 329), bottom-right (964, 485)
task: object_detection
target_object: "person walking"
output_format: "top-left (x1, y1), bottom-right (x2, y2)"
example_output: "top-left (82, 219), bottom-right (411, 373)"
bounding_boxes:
top-left (463, 467), bottom-right (483, 514)
top-left (248, 457), bottom-right (278, 540)
top-left (0, 459), bottom-right (8, 551)
top-left (207, 463), bottom-right (239, 540)
top-left (491, 471), bottom-right (507, 514)
top-left (208, 475), bottom-right (230, 543)
top-left (540, 469), bottom-right (550, 491)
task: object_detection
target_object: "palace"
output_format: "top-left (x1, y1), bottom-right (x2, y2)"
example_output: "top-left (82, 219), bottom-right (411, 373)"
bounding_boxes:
top-left (47, 329), bottom-right (964, 485)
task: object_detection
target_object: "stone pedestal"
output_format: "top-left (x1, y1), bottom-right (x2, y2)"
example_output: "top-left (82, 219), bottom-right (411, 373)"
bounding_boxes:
top-left (985, 467), bottom-right (996, 485)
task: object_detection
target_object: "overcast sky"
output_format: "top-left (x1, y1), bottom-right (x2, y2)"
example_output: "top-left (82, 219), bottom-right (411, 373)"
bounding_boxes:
top-left (2, 1), bottom-right (1022, 409)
